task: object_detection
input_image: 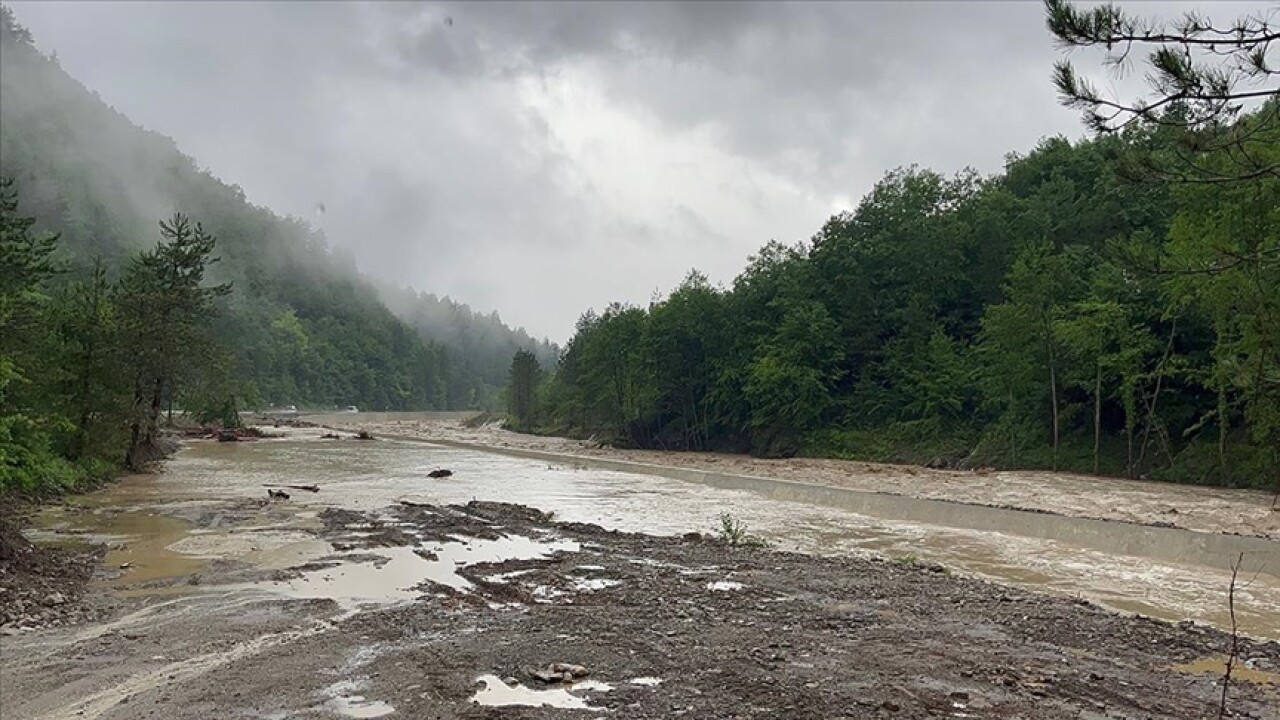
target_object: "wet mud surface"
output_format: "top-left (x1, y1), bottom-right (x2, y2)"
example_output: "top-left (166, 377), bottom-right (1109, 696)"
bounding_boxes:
top-left (4, 430), bottom-right (1280, 719)
top-left (4, 494), bottom-right (1280, 719)
top-left (0, 507), bottom-right (107, 632)
top-left (336, 416), bottom-right (1280, 540)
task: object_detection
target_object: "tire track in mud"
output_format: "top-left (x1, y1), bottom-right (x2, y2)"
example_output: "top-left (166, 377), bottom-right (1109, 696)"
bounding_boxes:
top-left (43, 616), bottom-right (336, 720)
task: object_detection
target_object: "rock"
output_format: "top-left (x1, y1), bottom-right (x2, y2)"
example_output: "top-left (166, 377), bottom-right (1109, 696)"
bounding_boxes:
top-left (216, 430), bottom-right (240, 442)
top-left (881, 700), bottom-right (901, 712)
top-left (427, 469), bottom-right (454, 478)
top-left (532, 663), bottom-right (589, 683)
top-left (267, 489), bottom-right (290, 500)
top-left (531, 667), bottom-right (563, 684)
top-left (551, 663), bottom-right (589, 678)
top-left (44, 592), bottom-right (66, 606)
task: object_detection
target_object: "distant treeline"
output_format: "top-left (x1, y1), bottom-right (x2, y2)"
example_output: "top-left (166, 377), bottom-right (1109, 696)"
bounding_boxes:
top-left (509, 104), bottom-right (1278, 488)
top-left (0, 7), bottom-right (548, 493)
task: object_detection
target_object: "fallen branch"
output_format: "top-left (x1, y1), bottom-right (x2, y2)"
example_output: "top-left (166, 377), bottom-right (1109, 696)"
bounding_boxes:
top-left (263, 484), bottom-right (320, 493)
top-left (1218, 552), bottom-right (1243, 720)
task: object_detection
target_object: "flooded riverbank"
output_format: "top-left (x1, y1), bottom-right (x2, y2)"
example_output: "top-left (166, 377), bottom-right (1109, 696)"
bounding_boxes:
top-left (3, 429), bottom-right (1279, 719)
top-left (19, 427), bottom-right (1280, 638)
top-left (5, 485), bottom-right (1279, 719)
top-left (322, 414), bottom-right (1280, 540)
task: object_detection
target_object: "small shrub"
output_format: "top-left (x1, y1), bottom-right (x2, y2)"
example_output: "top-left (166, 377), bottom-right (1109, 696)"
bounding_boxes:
top-left (716, 512), bottom-right (770, 548)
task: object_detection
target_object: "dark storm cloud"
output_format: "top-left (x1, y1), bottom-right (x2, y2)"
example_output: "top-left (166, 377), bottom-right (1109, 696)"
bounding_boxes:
top-left (6, 1), bottom-right (1259, 340)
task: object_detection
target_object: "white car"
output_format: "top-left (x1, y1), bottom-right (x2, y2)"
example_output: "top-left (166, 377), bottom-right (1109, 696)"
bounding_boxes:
top-left (344, 406), bottom-right (359, 413)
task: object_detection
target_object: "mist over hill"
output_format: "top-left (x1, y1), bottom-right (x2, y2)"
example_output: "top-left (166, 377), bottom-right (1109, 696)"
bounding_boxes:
top-left (0, 8), bottom-right (551, 412)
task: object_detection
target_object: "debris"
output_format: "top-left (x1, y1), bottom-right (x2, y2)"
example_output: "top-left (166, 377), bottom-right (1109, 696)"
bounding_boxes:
top-left (428, 469), bottom-right (454, 478)
top-left (320, 432), bottom-right (341, 440)
top-left (355, 430), bottom-right (375, 440)
top-left (531, 663), bottom-right (590, 683)
top-left (267, 489), bottom-right (291, 500)
top-left (264, 484), bottom-right (319, 493)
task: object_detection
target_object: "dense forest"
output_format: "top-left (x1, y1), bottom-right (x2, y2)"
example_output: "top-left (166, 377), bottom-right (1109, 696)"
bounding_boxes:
top-left (509, 4), bottom-right (1279, 489)
top-left (0, 7), bottom-right (548, 492)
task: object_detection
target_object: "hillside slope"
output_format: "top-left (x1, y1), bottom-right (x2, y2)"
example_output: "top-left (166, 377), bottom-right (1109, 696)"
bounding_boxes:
top-left (0, 9), bottom-right (549, 411)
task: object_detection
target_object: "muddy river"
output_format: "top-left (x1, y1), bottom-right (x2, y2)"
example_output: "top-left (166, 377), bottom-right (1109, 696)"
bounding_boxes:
top-left (31, 427), bottom-right (1280, 640)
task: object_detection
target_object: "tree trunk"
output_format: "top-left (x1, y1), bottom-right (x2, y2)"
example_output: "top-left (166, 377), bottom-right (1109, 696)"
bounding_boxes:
top-left (1138, 317), bottom-right (1178, 470)
top-left (1041, 310), bottom-right (1060, 472)
top-left (1049, 360), bottom-right (1060, 471)
top-left (1218, 383), bottom-right (1229, 482)
top-left (1125, 391), bottom-right (1134, 478)
top-left (1093, 363), bottom-right (1102, 475)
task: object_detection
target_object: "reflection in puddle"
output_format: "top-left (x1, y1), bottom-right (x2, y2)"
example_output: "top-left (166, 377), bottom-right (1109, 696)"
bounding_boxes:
top-left (323, 680), bottom-right (395, 718)
top-left (706, 581), bottom-right (744, 591)
top-left (277, 534), bottom-right (579, 610)
top-left (470, 675), bottom-right (609, 710)
top-left (572, 578), bottom-right (621, 591)
top-left (484, 569), bottom-right (536, 583)
top-left (329, 695), bottom-right (394, 719)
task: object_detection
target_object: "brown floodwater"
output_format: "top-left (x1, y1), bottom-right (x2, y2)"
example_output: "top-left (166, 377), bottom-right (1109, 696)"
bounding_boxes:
top-left (29, 427), bottom-right (1280, 640)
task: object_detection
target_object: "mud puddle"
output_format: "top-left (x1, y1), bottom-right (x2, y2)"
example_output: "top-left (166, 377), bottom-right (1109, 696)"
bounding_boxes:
top-left (471, 675), bottom-right (610, 710)
top-left (275, 533), bottom-right (579, 610)
top-left (1174, 656), bottom-right (1280, 686)
top-left (322, 680), bottom-right (395, 718)
top-left (26, 508), bottom-right (205, 586)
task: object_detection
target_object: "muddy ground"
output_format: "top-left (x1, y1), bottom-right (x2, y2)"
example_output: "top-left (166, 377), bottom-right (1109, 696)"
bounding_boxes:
top-left (326, 416), bottom-right (1280, 540)
top-left (0, 505), bottom-right (106, 632)
top-left (4, 496), bottom-right (1278, 720)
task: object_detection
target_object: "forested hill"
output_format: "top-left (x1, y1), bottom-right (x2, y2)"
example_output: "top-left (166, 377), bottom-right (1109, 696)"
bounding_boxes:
top-left (0, 8), bottom-right (547, 411)
top-left (521, 109), bottom-right (1278, 488)
top-left (381, 286), bottom-right (560, 392)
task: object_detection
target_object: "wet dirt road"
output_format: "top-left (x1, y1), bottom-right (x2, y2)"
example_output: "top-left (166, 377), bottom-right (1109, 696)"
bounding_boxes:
top-left (3, 428), bottom-right (1279, 719)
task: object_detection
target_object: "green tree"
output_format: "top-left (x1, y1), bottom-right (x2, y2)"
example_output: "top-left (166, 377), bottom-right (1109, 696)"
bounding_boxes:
top-left (1046, 0), bottom-right (1279, 182)
top-left (506, 349), bottom-right (542, 431)
top-left (117, 214), bottom-right (230, 469)
top-left (53, 258), bottom-right (128, 462)
top-left (0, 176), bottom-right (63, 489)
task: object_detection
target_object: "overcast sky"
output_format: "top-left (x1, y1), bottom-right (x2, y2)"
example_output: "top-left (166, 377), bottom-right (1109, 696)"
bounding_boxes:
top-left (8, 1), bottom-right (1268, 341)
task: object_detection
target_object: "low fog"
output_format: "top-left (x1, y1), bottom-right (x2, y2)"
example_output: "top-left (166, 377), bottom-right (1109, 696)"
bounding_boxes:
top-left (6, 1), bottom-right (1262, 341)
